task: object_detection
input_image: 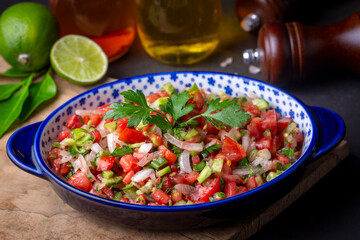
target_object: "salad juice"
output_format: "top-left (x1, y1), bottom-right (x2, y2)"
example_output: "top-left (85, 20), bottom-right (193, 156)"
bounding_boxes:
top-left (50, 0), bottom-right (136, 62)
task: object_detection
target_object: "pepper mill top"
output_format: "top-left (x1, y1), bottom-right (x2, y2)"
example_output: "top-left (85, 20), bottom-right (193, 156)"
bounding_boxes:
top-left (243, 12), bottom-right (360, 85)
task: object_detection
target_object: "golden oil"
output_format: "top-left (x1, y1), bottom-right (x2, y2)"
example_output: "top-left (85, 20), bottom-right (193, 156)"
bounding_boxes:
top-left (135, 0), bottom-right (222, 65)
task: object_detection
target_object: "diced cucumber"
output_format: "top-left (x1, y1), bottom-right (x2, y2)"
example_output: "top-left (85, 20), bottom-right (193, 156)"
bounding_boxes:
top-left (183, 129), bottom-right (198, 140)
top-left (266, 172), bottom-right (279, 182)
top-left (139, 181), bottom-right (154, 194)
top-left (154, 97), bottom-right (169, 108)
top-left (123, 188), bottom-right (137, 201)
top-left (70, 128), bottom-right (89, 141)
top-left (112, 191), bottom-right (122, 201)
top-left (197, 165), bottom-right (212, 184)
top-left (104, 121), bottom-right (117, 132)
top-left (211, 158), bottom-right (224, 173)
top-left (189, 83), bottom-right (199, 93)
top-left (252, 98), bottom-right (269, 111)
top-left (102, 170), bottom-right (114, 179)
top-left (162, 83), bottom-right (175, 95)
top-left (64, 138), bottom-right (76, 146)
top-left (173, 199), bottom-right (187, 206)
top-left (102, 176), bottom-right (123, 186)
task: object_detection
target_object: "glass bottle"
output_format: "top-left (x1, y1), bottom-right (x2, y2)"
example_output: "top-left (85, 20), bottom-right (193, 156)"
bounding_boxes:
top-left (50, 0), bottom-right (136, 62)
top-left (136, 0), bottom-right (222, 65)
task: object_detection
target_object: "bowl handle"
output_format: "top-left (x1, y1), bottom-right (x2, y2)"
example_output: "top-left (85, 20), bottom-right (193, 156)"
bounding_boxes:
top-left (310, 106), bottom-right (346, 159)
top-left (6, 122), bottom-right (47, 180)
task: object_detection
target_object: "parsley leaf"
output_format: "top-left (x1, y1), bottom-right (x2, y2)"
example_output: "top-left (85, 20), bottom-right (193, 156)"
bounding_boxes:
top-left (147, 114), bottom-right (173, 132)
top-left (279, 148), bottom-right (295, 156)
top-left (203, 104), bottom-right (251, 128)
top-left (170, 91), bottom-right (195, 121)
top-left (121, 89), bottom-right (149, 108)
top-left (111, 146), bottom-right (134, 157)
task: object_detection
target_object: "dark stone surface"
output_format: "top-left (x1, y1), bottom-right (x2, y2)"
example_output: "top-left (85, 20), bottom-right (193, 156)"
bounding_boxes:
top-left (1, 0), bottom-right (360, 238)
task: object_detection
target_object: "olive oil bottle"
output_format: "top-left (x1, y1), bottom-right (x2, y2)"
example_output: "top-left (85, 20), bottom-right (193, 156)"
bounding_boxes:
top-left (136, 0), bottom-right (222, 65)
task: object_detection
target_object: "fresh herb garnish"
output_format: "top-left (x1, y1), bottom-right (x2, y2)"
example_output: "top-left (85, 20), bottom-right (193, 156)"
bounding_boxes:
top-left (200, 144), bottom-right (222, 159)
top-left (279, 148), bottom-right (295, 157)
top-left (241, 157), bottom-right (254, 181)
top-left (111, 146), bottom-right (134, 157)
top-left (105, 88), bottom-right (251, 133)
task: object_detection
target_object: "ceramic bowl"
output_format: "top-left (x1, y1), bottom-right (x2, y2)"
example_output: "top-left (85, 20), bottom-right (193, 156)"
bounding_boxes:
top-left (7, 72), bottom-right (345, 230)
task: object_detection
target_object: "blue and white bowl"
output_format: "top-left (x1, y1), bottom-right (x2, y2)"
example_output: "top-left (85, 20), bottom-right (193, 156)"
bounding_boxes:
top-left (7, 72), bottom-right (345, 230)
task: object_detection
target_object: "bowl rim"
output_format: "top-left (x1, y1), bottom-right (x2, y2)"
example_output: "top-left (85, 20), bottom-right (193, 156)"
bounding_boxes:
top-left (34, 71), bottom-right (319, 212)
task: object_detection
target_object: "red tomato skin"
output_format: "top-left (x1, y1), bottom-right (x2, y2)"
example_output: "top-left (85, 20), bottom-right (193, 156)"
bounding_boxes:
top-left (169, 173), bottom-right (187, 185)
top-left (222, 136), bottom-right (246, 162)
top-left (277, 117), bottom-right (292, 133)
top-left (260, 110), bottom-right (277, 134)
top-left (244, 104), bottom-right (261, 117)
top-left (134, 194), bottom-right (147, 205)
top-left (89, 114), bottom-right (102, 127)
top-left (245, 176), bottom-right (257, 189)
top-left (65, 114), bottom-right (83, 129)
top-left (97, 104), bottom-right (111, 116)
top-left (185, 171), bottom-right (200, 184)
top-left (119, 155), bottom-right (138, 173)
top-left (97, 156), bottom-right (115, 171)
top-left (197, 176), bottom-right (221, 202)
top-left (158, 145), bottom-right (177, 165)
top-left (224, 182), bottom-right (247, 197)
top-left (116, 119), bottom-right (128, 133)
top-left (58, 129), bottom-right (71, 141)
top-left (59, 163), bottom-right (70, 175)
top-left (90, 130), bottom-right (102, 143)
top-left (123, 170), bottom-right (135, 185)
top-left (221, 174), bottom-right (243, 184)
top-left (256, 136), bottom-right (272, 150)
top-left (118, 127), bottom-right (146, 144)
top-left (161, 175), bottom-right (174, 191)
top-left (247, 122), bottom-right (262, 140)
top-left (68, 171), bottom-right (93, 192)
top-left (151, 189), bottom-right (171, 205)
top-left (102, 186), bottom-right (114, 199)
top-left (192, 91), bottom-right (205, 110)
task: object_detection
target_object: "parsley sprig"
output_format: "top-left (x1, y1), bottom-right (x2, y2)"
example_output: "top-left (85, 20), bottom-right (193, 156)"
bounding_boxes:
top-left (104, 88), bottom-right (251, 132)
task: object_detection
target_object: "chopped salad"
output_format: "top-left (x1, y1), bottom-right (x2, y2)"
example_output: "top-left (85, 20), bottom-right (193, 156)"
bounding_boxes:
top-left (48, 83), bottom-right (304, 206)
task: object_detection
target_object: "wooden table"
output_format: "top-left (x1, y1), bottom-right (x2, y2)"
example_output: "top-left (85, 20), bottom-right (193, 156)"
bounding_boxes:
top-left (0, 56), bottom-right (349, 239)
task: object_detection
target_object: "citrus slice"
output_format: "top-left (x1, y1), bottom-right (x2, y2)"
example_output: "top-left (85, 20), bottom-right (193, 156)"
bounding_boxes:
top-left (50, 35), bottom-right (108, 85)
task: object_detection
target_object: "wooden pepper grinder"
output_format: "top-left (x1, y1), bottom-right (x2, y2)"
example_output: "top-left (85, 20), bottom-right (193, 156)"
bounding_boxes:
top-left (242, 13), bottom-right (360, 85)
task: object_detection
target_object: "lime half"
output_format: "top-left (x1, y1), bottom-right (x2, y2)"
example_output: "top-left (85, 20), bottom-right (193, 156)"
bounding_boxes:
top-left (50, 35), bottom-right (108, 85)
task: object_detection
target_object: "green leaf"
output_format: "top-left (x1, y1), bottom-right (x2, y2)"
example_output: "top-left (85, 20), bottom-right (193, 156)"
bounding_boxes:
top-left (111, 146), bottom-right (134, 157)
top-left (279, 148), bottom-right (295, 157)
top-left (0, 82), bottom-right (23, 101)
top-left (127, 107), bottom-right (151, 127)
top-left (170, 91), bottom-right (195, 121)
top-left (19, 70), bottom-right (57, 122)
top-left (0, 68), bottom-right (31, 78)
top-left (121, 90), bottom-right (149, 108)
top-left (203, 99), bottom-right (237, 115)
top-left (147, 114), bottom-right (173, 132)
top-left (202, 104), bottom-right (251, 128)
top-left (0, 74), bottom-right (33, 138)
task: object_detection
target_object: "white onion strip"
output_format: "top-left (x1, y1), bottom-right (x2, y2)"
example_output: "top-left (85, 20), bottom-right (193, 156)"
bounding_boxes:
top-left (137, 152), bottom-right (161, 167)
top-left (164, 133), bottom-right (203, 152)
top-left (179, 150), bottom-right (192, 173)
top-left (174, 184), bottom-right (195, 195)
top-left (138, 143), bottom-right (153, 154)
top-left (131, 169), bottom-right (155, 182)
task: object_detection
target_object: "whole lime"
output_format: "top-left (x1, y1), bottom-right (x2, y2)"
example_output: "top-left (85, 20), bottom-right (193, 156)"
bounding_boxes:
top-left (0, 2), bottom-right (60, 72)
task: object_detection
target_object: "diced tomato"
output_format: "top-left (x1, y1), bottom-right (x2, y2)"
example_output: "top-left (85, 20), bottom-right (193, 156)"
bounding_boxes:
top-left (169, 172), bottom-right (187, 185)
top-left (67, 171), bottom-right (93, 192)
top-left (65, 114), bottom-right (83, 129)
top-left (197, 176), bottom-right (221, 202)
top-left (148, 133), bottom-right (163, 146)
top-left (170, 164), bottom-right (179, 172)
top-left (191, 154), bottom-right (201, 165)
top-left (270, 136), bottom-right (281, 157)
top-left (51, 158), bottom-right (61, 173)
top-left (101, 186), bottom-right (114, 199)
top-left (185, 171), bottom-right (199, 184)
top-left (135, 194), bottom-right (147, 205)
top-left (276, 153), bottom-right (290, 165)
top-left (97, 156), bottom-right (115, 171)
top-left (158, 145), bottom-right (177, 165)
top-left (277, 117), bottom-right (292, 133)
top-left (171, 189), bottom-right (182, 203)
top-left (151, 189), bottom-right (171, 205)
top-left (146, 92), bottom-right (161, 104)
top-left (161, 175), bottom-right (174, 191)
top-left (244, 104), bottom-right (261, 117)
top-left (89, 114), bottom-right (102, 127)
top-left (188, 91), bottom-right (205, 110)
top-left (118, 127), bottom-right (146, 144)
top-left (59, 163), bottom-right (70, 175)
top-left (116, 119), bottom-right (128, 133)
top-left (222, 136), bottom-right (246, 162)
top-left (247, 121), bottom-right (262, 140)
top-left (221, 174), bottom-right (243, 184)
top-left (90, 130), bottom-right (102, 143)
top-left (58, 129), bottom-right (71, 141)
top-left (97, 104), bottom-right (112, 116)
top-left (224, 182), bottom-right (247, 197)
top-left (132, 152), bottom-right (146, 161)
top-left (184, 134), bottom-right (201, 143)
top-left (260, 109), bottom-right (277, 134)
top-left (123, 170), bottom-right (135, 185)
top-left (256, 136), bottom-right (272, 150)
top-left (119, 155), bottom-right (138, 173)
top-left (245, 176), bottom-right (257, 189)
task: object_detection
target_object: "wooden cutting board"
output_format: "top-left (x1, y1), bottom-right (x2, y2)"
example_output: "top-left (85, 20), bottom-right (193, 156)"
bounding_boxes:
top-left (0, 58), bottom-right (349, 239)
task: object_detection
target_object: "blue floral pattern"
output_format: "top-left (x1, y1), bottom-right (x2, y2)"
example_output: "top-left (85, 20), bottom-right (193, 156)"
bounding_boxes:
top-left (39, 72), bottom-right (313, 161)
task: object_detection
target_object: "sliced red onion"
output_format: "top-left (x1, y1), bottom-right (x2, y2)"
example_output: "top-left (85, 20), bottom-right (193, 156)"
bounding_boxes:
top-left (241, 130), bottom-right (250, 152)
top-left (155, 126), bottom-right (163, 138)
top-left (174, 184), bottom-right (195, 195)
top-left (131, 168), bottom-right (155, 182)
top-left (220, 127), bottom-right (238, 141)
top-left (93, 180), bottom-right (106, 190)
top-left (137, 151), bottom-right (161, 167)
top-left (164, 133), bottom-right (203, 152)
top-left (233, 167), bottom-right (250, 176)
top-left (59, 150), bottom-right (73, 164)
top-left (107, 133), bottom-right (116, 153)
top-left (84, 151), bottom-right (96, 164)
top-left (138, 143), bottom-right (153, 154)
top-left (75, 109), bottom-right (101, 117)
top-left (91, 143), bottom-right (103, 154)
top-left (204, 139), bottom-right (218, 149)
top-left (179, 150), bottom-right (192, 173)
top-left (246, 137), bottom-right (256, 155)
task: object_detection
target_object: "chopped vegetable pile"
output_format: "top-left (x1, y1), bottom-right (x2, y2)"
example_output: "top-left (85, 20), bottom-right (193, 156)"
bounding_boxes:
top-left (48, 83), bottom-right (304, 206)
